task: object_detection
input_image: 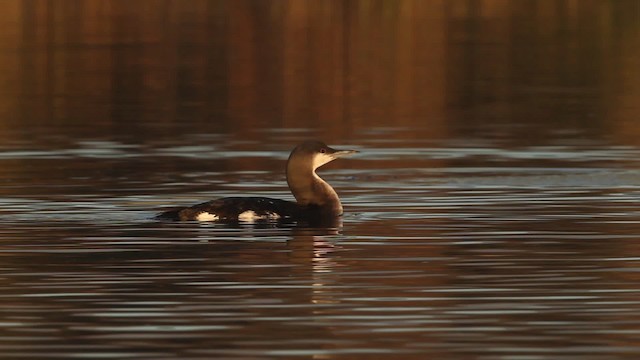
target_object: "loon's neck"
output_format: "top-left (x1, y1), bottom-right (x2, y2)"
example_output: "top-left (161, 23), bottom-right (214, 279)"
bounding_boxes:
top-left (286, 159), bottom-right (343, 215)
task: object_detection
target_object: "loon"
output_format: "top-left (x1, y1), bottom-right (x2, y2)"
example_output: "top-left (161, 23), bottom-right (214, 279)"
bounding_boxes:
top-left (156, 141), bottom-right (358, 222)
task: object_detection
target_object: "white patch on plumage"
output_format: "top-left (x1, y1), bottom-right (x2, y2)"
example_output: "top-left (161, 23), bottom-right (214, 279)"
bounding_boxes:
top-left (238, 210), bottom-right (259, 222)
top-left (196, 212), bottom-right (219, 221)
top-left (238, 210), bottom-right (281, 222)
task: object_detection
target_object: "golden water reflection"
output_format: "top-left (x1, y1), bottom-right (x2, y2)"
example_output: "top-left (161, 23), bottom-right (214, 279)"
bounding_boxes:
top-left (0, 0), bottom-right (637, 145)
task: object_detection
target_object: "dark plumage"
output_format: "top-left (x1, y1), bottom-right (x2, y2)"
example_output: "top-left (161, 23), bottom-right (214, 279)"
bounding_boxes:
top-left (156, 141), bottom-right (357, 222)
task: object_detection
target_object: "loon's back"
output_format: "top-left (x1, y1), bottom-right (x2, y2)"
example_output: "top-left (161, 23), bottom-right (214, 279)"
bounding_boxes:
top-left (156, 197), bottom-right (301, 222)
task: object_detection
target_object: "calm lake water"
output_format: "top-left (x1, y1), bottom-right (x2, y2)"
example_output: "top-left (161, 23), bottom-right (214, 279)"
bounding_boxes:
top-left (2, 1), bottom-right (640, 359)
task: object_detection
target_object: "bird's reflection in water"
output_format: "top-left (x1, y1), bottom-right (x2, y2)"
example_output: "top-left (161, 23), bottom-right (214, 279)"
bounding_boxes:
top-left (287, 219), bottom-right (344, 306)
top-left (189, 217), bottom-right (346, 306)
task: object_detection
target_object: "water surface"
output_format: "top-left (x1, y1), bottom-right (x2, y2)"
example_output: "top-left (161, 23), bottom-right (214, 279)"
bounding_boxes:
top-left (2, 1), bottom-right (640, 359)
top-left (3, 133), bottom-right (640, 359)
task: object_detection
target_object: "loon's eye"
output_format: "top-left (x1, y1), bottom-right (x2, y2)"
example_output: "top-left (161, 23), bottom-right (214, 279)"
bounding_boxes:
top-left (320, 148), bottom-right (326, 154)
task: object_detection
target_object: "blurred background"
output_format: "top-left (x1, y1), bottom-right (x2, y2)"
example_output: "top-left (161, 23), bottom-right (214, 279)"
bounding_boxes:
top-left (1, 0), bottom-right (638, 146)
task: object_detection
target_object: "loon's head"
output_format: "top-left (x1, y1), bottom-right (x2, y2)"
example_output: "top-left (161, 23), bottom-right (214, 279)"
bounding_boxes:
top-left (288, 141), bottom-right (358, 172)
top-left (286, 141), bottom-right (358, 210)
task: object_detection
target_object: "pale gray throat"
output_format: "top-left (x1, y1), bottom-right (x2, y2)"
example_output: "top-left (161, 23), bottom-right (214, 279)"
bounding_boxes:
top-left (286, 157), bottom-right (343, 214)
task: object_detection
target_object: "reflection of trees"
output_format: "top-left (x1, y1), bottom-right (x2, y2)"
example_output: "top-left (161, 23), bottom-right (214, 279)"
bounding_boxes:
top-left (445, 1), bottom-right (640, 143)
top-left (227, 0), bottom-right (448, 141)
top-left (1, 1), bottom-right (637, 143)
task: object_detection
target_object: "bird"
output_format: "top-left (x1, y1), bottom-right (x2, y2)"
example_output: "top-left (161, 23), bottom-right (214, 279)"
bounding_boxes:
top-left (156, 140), bottom-right (358, 223)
